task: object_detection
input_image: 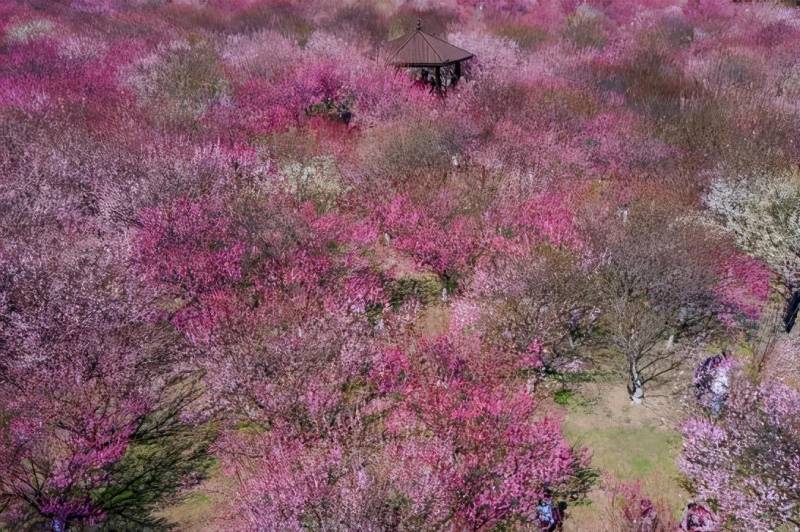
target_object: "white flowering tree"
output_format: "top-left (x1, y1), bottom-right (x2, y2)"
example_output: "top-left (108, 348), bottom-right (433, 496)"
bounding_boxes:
top-left (706, 170), bottom-right (800, 332)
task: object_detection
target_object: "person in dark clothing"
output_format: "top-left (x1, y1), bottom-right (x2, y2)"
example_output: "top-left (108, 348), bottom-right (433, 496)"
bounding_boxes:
top-left (536, 489), bottom-right (563, 531)
top-left (679, 502), bottom-right (717, 531)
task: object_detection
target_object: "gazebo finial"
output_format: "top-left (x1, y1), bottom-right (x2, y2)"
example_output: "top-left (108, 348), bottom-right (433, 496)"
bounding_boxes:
top-left (416, 18), bottom-right (422, 31)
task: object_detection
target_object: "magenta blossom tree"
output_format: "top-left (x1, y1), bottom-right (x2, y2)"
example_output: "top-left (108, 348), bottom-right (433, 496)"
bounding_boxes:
top-left (605, 480), bottom-right (678, 532)
top-left (378, 335), bottom-right (592, 529)
top-left (223, 334), bottom-right (592, 530)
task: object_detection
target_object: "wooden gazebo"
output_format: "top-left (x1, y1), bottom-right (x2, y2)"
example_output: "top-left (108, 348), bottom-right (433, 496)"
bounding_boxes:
top-left (385, 20), bottom-right (474, 90)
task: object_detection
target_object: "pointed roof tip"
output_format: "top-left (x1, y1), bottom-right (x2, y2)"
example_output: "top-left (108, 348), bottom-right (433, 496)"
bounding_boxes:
top-left (416, 18), bottom-right (422, 30)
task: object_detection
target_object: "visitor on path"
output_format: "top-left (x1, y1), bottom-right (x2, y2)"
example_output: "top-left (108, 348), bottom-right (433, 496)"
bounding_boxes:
top-left (636, 497), bottom-right (660, 530)
top-left (536, 489), bottom-right (562, 531)
top-left (679, 502), bottom-right (717, 531)
top-left (694, 351), bottom-right (732, 417)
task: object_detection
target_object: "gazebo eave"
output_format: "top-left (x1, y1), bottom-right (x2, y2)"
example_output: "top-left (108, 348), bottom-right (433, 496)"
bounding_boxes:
top-left (389, 56), bottom-right (474, 68)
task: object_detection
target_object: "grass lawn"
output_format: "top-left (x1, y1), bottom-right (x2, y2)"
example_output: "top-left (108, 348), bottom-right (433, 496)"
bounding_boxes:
top-left (158, 461), bottom-right (226, 531)
top-left (161, 492), bottom-right (216, 531)
top-left (560, 380), bottom-right (689, 530)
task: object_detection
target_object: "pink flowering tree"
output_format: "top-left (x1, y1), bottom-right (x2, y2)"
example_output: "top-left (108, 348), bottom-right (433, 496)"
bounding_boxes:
top-left (378, 335), bottom-right (593, 529)
top-left (135, 190), bottom-right (384, 340)
top-left (605, 480), bottom-right (678, 532)
top-left (680, 377), bottom-right (800, 530)
top-left (134, 189), bottom-right (388, 439)
top-left (0, 247), bottom-right (211, 530)
top-left (714, 252), bottom-right (772, 327)
top-left (224, 333), bottom-right (593, 530)
top-left (470, 248), bottom-right (600, 374)
top-left (494, 189), bottom-right (584, 252)
top-left (374, 193), bottom-right (483, 286)
top-left (136, 197), bottom-right (246, 340)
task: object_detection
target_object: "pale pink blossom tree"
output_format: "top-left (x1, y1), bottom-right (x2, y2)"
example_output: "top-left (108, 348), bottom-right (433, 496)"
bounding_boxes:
top-left (681, 377), bottom-right (800, 529)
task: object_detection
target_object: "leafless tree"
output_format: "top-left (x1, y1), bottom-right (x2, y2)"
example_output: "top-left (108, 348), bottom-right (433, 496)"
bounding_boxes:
top-left (585, 202), bottom-right (722, 403)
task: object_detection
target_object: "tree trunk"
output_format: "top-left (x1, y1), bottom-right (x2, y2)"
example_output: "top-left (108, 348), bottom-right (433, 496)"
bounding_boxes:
top-left (784, 288), bottom-right (799, 334)
top-left (628, 358), bottom-right (645, 404)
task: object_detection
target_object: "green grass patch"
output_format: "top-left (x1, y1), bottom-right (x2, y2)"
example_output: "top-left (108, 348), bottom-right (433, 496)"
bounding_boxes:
top-left (563, 421), bottom-right (687, 516)
top-left (547, 368), bottom-right (617, 386)
top-left (158, 460), bottom-right (222, 529)
top-left (161, 490), bottom-right (216, 529)
top-left (564, 424), bottom-right (681, 479)
top-left (552, 388), bottom-right (594, 410)
top-left (554, 388), bottom-right (574, 406)
top-left (388, 274), bottom-right (444, 308)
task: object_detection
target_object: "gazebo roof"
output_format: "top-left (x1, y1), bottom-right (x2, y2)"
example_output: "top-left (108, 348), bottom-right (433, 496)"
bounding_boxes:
top-left (386, 20), bottom-right (474, 67)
